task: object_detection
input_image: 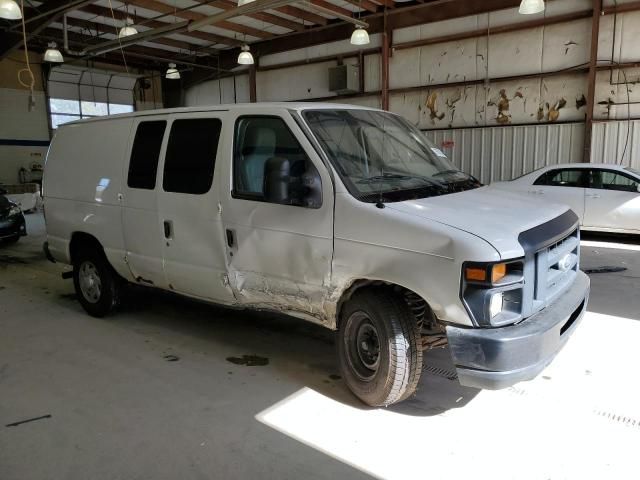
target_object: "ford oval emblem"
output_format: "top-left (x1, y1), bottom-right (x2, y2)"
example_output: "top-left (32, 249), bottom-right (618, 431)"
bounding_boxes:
top-left (558, 253), bottom-right (573, 272)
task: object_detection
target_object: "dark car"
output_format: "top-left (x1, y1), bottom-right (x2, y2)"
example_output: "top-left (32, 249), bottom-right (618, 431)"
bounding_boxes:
top-left (0, 187), bottom-right (27, 245)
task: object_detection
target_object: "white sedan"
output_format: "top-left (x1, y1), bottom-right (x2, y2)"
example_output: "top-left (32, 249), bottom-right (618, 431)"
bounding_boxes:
top-left (490, 163), bottom-right (640, 235)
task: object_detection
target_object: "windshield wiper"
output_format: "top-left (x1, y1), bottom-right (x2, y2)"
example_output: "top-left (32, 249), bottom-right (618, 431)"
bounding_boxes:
top-left (356, 173), bottom-right (412, 184)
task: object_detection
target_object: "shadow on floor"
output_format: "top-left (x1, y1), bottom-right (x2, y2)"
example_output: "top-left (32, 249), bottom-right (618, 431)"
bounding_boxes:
top-left (101, 285), bottom-right (481, 417)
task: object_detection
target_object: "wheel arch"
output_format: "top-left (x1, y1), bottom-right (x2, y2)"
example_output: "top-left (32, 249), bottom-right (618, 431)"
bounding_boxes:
top-left (335, 279), bottom-right (435, 330)
top-left (69, 231), bottom-right (106, 264)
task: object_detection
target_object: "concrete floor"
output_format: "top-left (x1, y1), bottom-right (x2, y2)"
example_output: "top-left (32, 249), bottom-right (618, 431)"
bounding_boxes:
top-left (1, 213), bottom-right (639, 480)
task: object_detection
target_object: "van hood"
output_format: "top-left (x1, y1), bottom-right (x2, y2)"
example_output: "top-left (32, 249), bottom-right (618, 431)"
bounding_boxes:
top-left (385, 186), bottom-right (571, 259)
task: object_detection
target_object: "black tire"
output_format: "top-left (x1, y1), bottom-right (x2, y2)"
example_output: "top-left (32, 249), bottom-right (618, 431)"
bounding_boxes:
top-left (72, 248), bottom-right (122, 318)
top-left (337, 288), bottom-right (423, 407)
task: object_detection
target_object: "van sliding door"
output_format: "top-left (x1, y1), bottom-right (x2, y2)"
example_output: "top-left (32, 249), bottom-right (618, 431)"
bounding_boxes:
top-left (156, 113), bottom-right (235, 302)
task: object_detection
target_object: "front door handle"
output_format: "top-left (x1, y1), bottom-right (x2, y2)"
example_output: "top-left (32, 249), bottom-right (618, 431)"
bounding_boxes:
top-left (528, 189), bottom-right (544, 195)
top-left (164, 220), bottom-right (173, 239)
top-left (226, 229), bottom-right (235, 248)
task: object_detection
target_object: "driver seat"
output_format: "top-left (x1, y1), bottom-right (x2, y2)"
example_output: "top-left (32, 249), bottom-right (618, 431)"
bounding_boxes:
top-left (240, 127), bottom-right (277, 194)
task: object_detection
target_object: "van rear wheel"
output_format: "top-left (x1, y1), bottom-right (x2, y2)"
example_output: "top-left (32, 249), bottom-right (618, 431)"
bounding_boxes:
top-left (337, 289), bottom-right (423, 407)
top-left (73, 248), bottom-right (121, 317)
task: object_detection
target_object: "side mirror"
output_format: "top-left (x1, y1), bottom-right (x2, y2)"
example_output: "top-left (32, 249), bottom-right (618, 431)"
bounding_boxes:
top-left (263, 157), bottom-right (323, 208)
top-left (264, 157), bottom-right (292, 205)
top-left (0, 187), bottom-right (7, 195)
top-left (637, 184), bottom-right (640, 193)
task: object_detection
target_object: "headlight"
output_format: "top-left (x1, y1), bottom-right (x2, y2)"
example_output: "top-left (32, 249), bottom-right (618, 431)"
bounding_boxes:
top-left (461, 260), bottom-right (524, 327)
top-left (489, 292), bottom-right (504, 318)
top-left (8, 206), bottom-right (21, 217)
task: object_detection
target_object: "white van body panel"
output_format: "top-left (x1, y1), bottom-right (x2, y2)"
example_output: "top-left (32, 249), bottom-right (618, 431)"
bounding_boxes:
top-left (44, 118), bottom-right (133, 278)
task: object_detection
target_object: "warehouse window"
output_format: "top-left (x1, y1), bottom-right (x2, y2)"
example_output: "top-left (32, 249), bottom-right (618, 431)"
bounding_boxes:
top-left (162, 119), bottom-right (222, 195)
top-left (49, 98), bottom-right (134, 129)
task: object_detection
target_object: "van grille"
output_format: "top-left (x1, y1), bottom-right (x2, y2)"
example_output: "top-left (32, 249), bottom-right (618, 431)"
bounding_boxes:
top-left (533, 228), bottom-right (579, 304)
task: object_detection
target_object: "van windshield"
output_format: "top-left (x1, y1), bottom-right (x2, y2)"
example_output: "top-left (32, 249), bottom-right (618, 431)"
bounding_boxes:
top-left (302, 109), bottom-right (480, 203)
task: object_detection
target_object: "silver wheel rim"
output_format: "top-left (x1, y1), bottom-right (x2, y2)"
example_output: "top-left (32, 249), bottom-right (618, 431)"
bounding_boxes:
top-left (78, 261), bottom-right (102, 304)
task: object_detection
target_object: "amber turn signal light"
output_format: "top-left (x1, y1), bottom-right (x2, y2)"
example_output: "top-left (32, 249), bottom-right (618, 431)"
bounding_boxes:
top-left (465, 263), bottom-right (508, 284)
top-left (491, 263), bottom-right (507, 283)
top-left (465, 267), bottom-right (487, 282)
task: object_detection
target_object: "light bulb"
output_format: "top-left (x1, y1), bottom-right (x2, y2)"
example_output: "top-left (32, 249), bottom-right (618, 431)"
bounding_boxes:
top-left (519, 0), bottom-right (545, 15)
top-left (166, 63), bottom-right (180, 80)
top-left (237, 45), bottom-right (254, 65)
top-left (44, 42), bottom-right (64, 63)
top-left (0, 0), bottom-right (22, 20)
top-left (350, 27), bottom-right (370, 46)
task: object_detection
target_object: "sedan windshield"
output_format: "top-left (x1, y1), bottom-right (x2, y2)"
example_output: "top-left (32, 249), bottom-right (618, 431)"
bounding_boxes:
top-left (302, 109), bottom-right (479, 203)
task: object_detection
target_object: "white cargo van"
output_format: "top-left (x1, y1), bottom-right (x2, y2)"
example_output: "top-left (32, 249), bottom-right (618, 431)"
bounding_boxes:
top-left (43, 103), bottom-right (589, 406)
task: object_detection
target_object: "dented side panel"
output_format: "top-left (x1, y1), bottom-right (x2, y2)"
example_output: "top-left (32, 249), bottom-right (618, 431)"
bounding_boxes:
top-left (218, 108), bottom-right (335, 326)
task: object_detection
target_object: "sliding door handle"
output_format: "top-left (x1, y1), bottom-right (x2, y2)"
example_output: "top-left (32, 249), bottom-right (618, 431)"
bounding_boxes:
top-left (164, 220), bottom-right (173, 239)
top-left (226, 229), bottom-right (235, 248)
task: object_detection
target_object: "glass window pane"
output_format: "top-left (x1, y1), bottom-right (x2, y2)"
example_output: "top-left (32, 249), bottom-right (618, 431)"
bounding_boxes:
top-left (109, 103), bottom-right (134, 115)
top-left (163, 119), bottom-right (221, 195)
top-left (49, 98), bottom-right (80, 114)
top-left (81, 101), bottom-right (109, 116)
top-left (51, 114), bottom-right (80, 129)
top-left (234, 116), bottom-right (311, 201)
top-left (537, 169), bottom-right (584, 187)
top-left (596, 170), bottom-right (639, 192)
top-left (128, 121), bottom-right (166, 190)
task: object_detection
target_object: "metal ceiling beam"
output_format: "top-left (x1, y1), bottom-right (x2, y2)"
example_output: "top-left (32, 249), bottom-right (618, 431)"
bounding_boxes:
top-left (0, 0), bottom-right (96, 59)
top-left (205, 0), bottom-right (305, 32)
top-left (303, 1), bottom-right (368, 27)
top-left (40, 26), bottom-right (222, 71)
top-left (186, 0), bottom-right (303, 32)
top-left (342, 0), bottom-right (378, 14)
top-left (308, 0), bottom-right (354, 18)
top-left (83, 20), bottom-right (191, 55)
top-left (274, 5), bottom-right (328, 25)
top-left (127, 0), bottom-right (273, 39)
top-left (55, 15), bottom-right (220, 55)
top-left (79, 4), bottom-right (243, 47)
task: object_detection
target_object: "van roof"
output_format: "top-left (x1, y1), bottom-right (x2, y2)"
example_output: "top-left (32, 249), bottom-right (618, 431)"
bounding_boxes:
top-left (59, 102), bottom-right (383, 127)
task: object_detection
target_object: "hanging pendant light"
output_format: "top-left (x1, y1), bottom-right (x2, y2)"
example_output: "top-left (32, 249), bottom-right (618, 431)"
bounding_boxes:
top-left (519, 0), bottom-right (545, 14)
top-left (238, 0), bottom-right (255, 6)
top-left (0, 0), bottom-right (22, 19)
top-left (43, 42), bottom-right (64, 63)
top-left (237, 45), bottom-right (254, 65)
top-left (118, 17), bottom-right (138, 38)
top-left (350, 26), bottom-right (370, 46)
top-left (166, 63), bottom-right (180, 80)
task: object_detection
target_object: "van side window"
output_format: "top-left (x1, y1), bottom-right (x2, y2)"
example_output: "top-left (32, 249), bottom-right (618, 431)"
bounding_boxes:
top-left (127, 121), bottom-right (166, 189)
top-left (163, 119), bottom-right (222, 195)
top-left (233, 116), bottom-right (321, 207)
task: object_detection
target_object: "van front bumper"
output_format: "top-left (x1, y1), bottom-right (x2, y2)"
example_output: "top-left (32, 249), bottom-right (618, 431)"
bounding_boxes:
top-left (446, 270), bottom-right (590, 390)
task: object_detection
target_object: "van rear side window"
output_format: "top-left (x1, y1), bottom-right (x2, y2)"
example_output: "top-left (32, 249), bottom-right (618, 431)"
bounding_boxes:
top-left (163, 119), bottom-right (222, 195)
top-left (127, 121), bottom-right (167, 190)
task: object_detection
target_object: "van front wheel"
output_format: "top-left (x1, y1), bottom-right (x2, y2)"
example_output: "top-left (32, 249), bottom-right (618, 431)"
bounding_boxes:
top-left (73, 249), bottom-right (121, 317)
top-left (338, 289), bottom-right (423, 407)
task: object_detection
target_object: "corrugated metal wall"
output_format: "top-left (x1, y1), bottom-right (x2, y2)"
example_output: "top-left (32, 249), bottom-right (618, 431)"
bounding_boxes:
top-left (591, 120), bottom-right (640, 170)
top-left (424, 122), bottom-right (585, 184)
